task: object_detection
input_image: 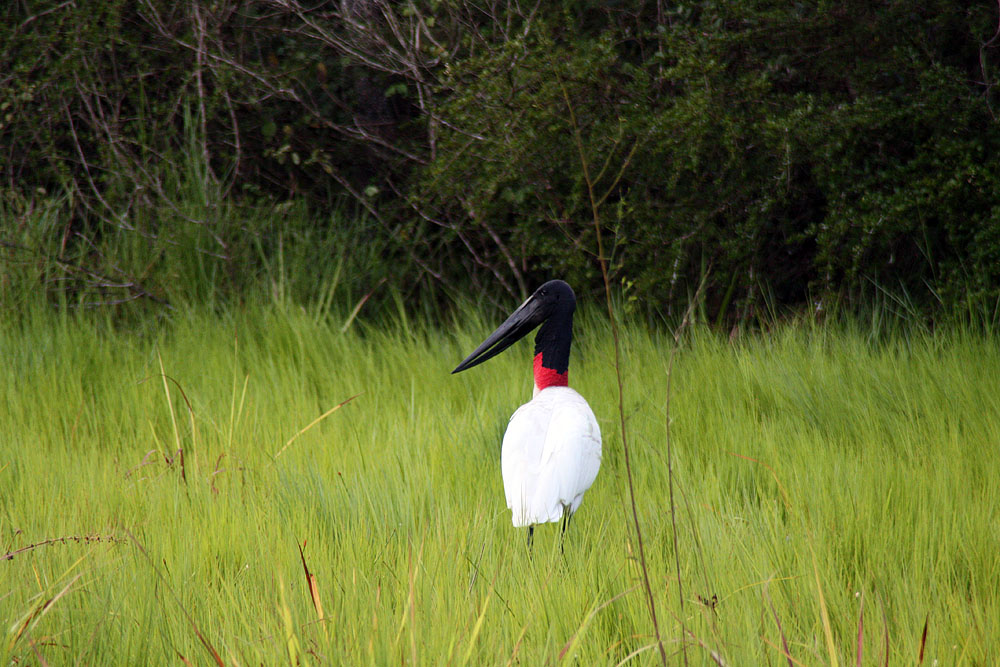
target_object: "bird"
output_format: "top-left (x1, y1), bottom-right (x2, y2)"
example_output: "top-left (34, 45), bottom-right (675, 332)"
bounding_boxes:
top-left (453, 280), bottom-right (602, 548)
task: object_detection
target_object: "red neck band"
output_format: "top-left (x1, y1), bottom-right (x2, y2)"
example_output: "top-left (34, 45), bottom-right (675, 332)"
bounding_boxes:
top-left (533, 352), bottom-right (568, 390)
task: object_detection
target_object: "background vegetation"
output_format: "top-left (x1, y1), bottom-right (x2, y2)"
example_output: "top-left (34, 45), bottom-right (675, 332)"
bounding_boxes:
top-left (3, 0), bottom-right (999, 319)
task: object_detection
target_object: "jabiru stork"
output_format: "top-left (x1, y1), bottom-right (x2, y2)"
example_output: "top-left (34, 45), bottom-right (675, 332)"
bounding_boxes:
top-left (453, 280), bottom-right (602, 547)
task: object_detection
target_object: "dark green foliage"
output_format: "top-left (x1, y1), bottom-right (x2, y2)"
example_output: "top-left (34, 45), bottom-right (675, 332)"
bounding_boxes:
top-left (2, 0), bottom-right (999, 321)
top-left (424, 1), bottom-right (1000, 319)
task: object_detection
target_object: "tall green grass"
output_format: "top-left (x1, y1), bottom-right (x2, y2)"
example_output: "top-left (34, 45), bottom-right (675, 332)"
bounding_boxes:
top-left (0, 183), bottom-right (394, 321)
top-left (2, 302), bottom-right (998, 664)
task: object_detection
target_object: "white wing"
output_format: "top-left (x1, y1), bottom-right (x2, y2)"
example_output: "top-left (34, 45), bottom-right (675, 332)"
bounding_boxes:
top-left (501, 387), bottom-right (602, 527)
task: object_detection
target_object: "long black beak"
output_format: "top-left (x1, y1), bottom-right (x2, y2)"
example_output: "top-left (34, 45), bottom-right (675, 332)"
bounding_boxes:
top-left (452, 295), bottom-right (546, 373)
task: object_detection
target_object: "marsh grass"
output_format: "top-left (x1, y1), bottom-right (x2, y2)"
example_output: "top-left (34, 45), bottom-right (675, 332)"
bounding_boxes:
top-left (2, 302), bottom-right (999, 664)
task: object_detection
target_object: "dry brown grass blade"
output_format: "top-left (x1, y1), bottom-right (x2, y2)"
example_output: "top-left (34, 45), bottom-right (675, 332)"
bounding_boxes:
top-left (341, 277), bottom-right (387, 333)
top-left (878, 593), bottom-right (890, 667)
top-left (297, 541), bottom-right (327, 636)
top-left (504, 623), bottom-right (529, 667)
top-left (763, 580), bottom-right (793, 667)
top-left (124, 449), bottom-right (159, 479)
top-left (176, 448), bottom-right (187, 485)
top-left (10, 572), bottom-right (81, 656)
top-left (917, 613), bottom-right (929, 664)
top-left (760, 637), bottom-right (808, 667)
top-left (25, 629), bottom-right (52, 667)
top-left (210, 453), bottom-right (226, 495)
top-left (157, 352), bottom-right (181, 453)
top-left (124, 528), bottom-right (224, 667)
top-left (273, 393), bottom-right (360, 460)
top-left (154, 353), bottom-right (199, 457)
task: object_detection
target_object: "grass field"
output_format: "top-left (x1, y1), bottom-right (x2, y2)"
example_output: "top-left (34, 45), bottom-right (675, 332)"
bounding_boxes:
top-left (2, 302), bottom-right (999, 665)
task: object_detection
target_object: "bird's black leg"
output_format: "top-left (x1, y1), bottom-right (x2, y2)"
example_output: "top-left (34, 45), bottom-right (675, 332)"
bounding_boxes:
top-left (560, 510), bottom-right (573, 554)
top-left (527, 525), bottom-right (534, 552)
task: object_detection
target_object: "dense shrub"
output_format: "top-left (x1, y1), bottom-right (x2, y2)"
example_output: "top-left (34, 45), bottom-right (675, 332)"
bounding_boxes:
top-left (422, 2), bottom-right (1000, 318)
top-left (2, 0), bottom-right (998, 320)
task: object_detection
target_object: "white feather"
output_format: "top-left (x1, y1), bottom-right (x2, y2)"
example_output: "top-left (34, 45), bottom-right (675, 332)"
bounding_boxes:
top-left (501, 386), bottom-right (602, 527)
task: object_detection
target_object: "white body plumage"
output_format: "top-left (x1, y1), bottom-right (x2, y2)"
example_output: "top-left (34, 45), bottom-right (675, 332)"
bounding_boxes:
top-left (501, 386), bottom-right (602, 527)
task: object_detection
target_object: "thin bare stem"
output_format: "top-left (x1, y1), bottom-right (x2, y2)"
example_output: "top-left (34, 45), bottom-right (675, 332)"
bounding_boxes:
top-left (272, 393), bottom-right (361, 460)
top-left (662, 272), bottom-right (709, 663)
top-left (561, 82), bottom-right (668, 667)
top-left (2, 534), bottom-right (124, 561)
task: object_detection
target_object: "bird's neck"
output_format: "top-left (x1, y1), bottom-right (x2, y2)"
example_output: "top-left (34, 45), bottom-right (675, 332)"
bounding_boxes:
top-left (533, 353), bottom-right (568, 394)
top-left (532, 312), bottom-right (572, 394)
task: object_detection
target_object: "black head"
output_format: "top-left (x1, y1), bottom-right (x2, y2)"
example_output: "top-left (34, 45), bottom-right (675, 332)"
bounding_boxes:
top-left (452, 280), bottom-right (576, 374)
